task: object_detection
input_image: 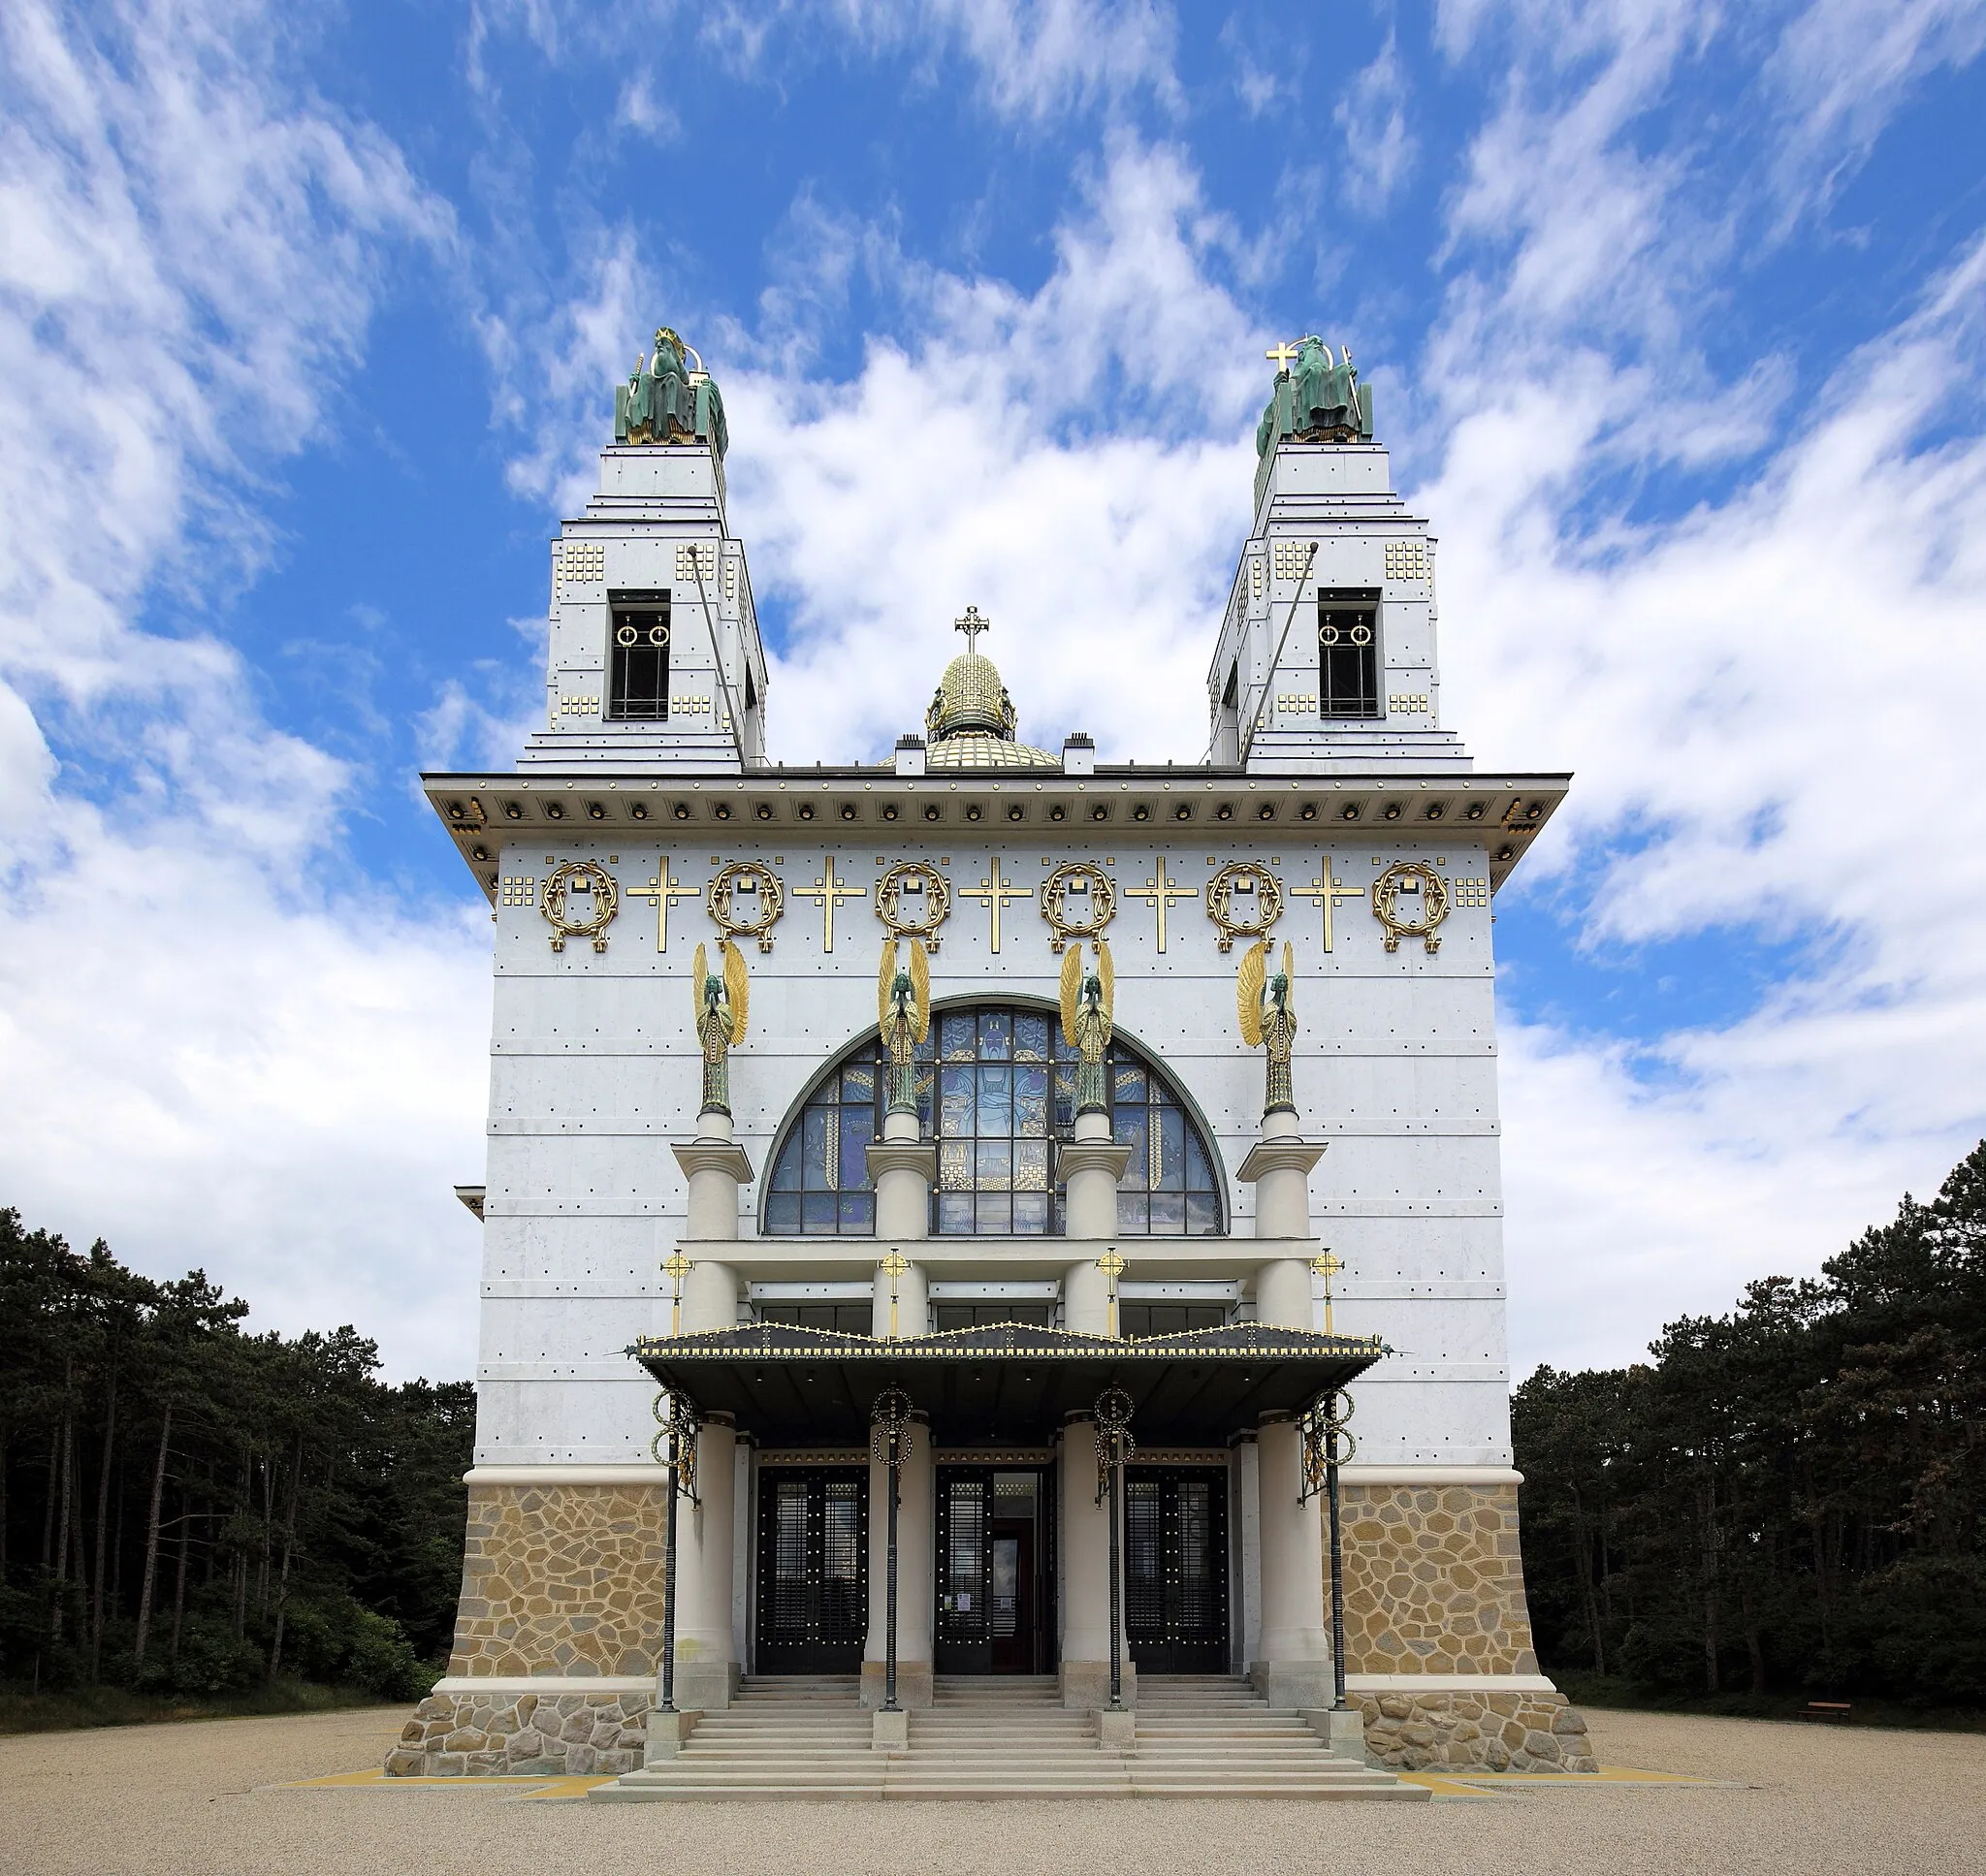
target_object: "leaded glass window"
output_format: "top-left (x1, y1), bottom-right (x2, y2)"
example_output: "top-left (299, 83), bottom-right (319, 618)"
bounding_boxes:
top-left (763, 1003), bottom-right (1222, 1237)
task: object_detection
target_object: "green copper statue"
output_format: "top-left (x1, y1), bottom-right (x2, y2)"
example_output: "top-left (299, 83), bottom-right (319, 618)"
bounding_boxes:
top-left (1237, 938), bottom-right (1298, 1117)
top-left (616, 326), bottom-right (729, 458)
top-left (1059, 939), bottom-right (1115, 1115)
top-left (1258, 335), bottom-right (1373, 455)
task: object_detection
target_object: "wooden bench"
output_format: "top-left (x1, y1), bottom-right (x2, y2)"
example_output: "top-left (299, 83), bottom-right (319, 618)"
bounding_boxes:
top-left (1801, 1701), bottom-right (1851, 1723)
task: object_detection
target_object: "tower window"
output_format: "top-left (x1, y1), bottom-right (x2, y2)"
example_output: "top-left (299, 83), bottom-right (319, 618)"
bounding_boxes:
top-left (608, 589), bottom-right (670, 720)
top-left (1319, 588), bottom-right (1380, 718)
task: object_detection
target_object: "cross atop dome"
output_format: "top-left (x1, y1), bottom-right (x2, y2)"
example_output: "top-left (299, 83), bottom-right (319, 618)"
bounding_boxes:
top-left (953, 605), bottom-right (990, 655)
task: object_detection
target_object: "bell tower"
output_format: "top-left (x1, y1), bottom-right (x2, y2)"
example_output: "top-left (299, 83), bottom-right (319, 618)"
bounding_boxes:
top-left (523, 326), bottom-right (768, 773)
top-left (1208, 336), bottom-right (1467, 777)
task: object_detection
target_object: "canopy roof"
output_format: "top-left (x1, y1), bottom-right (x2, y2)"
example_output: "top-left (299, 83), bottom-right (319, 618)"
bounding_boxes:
top-left (627, 1320), bottom-right (1386, 1447)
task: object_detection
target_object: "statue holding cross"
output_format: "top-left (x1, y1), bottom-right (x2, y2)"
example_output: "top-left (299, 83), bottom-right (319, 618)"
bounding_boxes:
top-left (1259, 334), bottom-right (1374, 454)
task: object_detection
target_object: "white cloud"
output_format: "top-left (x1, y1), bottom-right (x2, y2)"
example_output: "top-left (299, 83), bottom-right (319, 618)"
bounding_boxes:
top-left (1334, 29), bottom-right (1417, 210)
top-left (0, 0), bottom-right (484, 1376)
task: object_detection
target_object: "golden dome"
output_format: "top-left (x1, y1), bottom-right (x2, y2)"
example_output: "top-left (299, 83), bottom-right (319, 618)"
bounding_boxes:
top-left (917, 614), bottom-right (1057, 768)
top-left (929, 652), bottom-right (1014, 739)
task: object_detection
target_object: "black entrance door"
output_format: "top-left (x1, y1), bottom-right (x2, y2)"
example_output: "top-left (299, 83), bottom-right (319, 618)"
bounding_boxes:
top-left (1124, 1467), bottom-right (1229, 1673)
top-left (937, 1468), bottom-right (1052, 1673)
top-left (754, 1468), bottom-right (867, 1672)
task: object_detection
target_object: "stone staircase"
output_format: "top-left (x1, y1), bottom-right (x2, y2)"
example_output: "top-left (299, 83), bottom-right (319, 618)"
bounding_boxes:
top-left (593, 1673), bottom-right (1426, 1800)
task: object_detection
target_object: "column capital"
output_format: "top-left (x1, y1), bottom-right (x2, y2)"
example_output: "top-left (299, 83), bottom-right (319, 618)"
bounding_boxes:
top-left (671, 1138), bottom-right (754, 1182)
top-left (864, 1139), bottom-right (938, 1182)
top-left (1236, 1137), bottom-right (1326, 1182)
top-left (1056, 1139), bottom-right (1133, 1181)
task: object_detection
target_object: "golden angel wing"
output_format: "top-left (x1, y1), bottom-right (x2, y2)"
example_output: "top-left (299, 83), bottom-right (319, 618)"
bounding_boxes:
top-left (878, 938), bottom-right (898, 1031)
top-left (1094, 938), bottom-right (1114, 1031)
top-left (691, 942), bottom-right (708, 1024)
top-left (1236, 938), bottom-right (1267, 1048)
top-left (1280, 940), bottom-right (1296, 1023)
top-left (1058, 942), bottom-right (1081, 1049)
top-left (909, 939), bottom-right (930, 1043)
top-left (721, 939), bottom-right (749, 1045)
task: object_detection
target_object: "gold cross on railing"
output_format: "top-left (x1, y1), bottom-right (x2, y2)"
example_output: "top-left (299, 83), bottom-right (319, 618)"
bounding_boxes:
top-left (1291, 857), bottom-right (1366, 951)
top-left (1123, 857), bottom-right (1196, 953)
top-left (954, 605), bottom-right (990, 653)
top-left (626, 858), bottom-right (699, 951)
top-left (879, 1249), bottom-right (912, 1341)
top-left (1097, 1248), bottom-right (1127, 1339)
top-left (797, 854), bottom-right (865, 951)
top-left (1310, 1250), bottom-right (1343, 1336)
top-left (1265, 339), bottom-right (1302, 371)
top-left (663, 1250), bottom-right (694, 1337)
top-left (958, 856), bottom-right (1031, 953)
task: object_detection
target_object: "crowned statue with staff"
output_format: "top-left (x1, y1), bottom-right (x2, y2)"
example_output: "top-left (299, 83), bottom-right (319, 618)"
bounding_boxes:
top-left (877, 938), bottom-right (931, 1118)
top-left (691, 939), bottom-right (750, 1116)
top-left (1059, 938), bottom-right (1115, 1114)
top-left (1237, 938), bottom-right (1298, 1117)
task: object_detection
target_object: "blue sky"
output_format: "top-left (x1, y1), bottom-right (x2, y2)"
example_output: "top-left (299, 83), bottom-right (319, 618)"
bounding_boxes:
top-left (5, 0), bottom-right (1986, 1380)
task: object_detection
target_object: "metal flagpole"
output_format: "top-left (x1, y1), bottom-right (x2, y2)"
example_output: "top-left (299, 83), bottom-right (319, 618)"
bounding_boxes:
top-left (654, 1393), bottom-right (698, 1713)
top-left (1094, 1387), bottom-right (1136, 1712)
top-left (871, 1389), bottom-right (913, 1714)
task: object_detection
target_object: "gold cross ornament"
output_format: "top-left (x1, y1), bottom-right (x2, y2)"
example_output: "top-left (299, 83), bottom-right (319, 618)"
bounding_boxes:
top-left (798, 854), bottom-right (865, 951)
top-left (626, 858), bottom-right (699, 951)
top-left (954, 605), bottom-right (990, 653)
top-left (1292, 858), bottom-right (1366, 951)
top-left (663, 1250), bottom-right (695, 1336)
top-left (1097, 1247), bottom-right (1127, 1338)
top-left (1265, 339), bottom-right (1302, 371)
top-left (958, 856), bottom-right (1031, 953)
top-left (1310, 1250), bottom-right (1343, 1336)
top-left (879, 1249), bottom-right (912, 1340)
top-left (1123, 857), bottom-right (1196, 952)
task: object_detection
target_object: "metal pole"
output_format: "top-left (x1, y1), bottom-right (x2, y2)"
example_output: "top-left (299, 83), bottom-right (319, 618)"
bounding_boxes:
top-left (660, 1425), bottom-right (681, 1713)
top-left (1326, 1394), bottom-right (1346, 1710)
top-left (1107, 1455), bottom-right (1123, 1709)
top-left (884, 1440), bottom-right (901, 1711)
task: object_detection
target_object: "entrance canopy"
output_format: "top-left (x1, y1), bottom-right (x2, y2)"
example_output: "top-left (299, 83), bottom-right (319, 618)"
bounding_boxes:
top-left (627, 1320), bottom-right (1386, 1447)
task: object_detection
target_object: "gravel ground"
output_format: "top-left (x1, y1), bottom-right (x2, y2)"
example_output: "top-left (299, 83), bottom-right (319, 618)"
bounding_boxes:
top-left (5, 1701), bottom-right (1983, 1876)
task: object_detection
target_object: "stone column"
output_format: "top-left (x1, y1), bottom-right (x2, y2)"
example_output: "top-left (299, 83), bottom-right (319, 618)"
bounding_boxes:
top-left (1060, 1108), bottom-right (1130, 1335)
top-left (1236, 1106), bottom-right (1326, 1242)
top-left (1252, 1411), bottom-right (1332, 1709)
top-left (662, 1117), bottom-right (753, 1712)
top-left (861, 1414), bottom-right (933, 1709)
top-left (866, 1108), bottom-right (934, 1337)
top-left (671, 1413), bottom-right (741, 1712)
top-left (1059, 1107), bottom-right (1131, 1241)
top-left (1238, 1104), bottom-right (1331, 1708)
top-left (1056, 1415), bottom-right (1136, 1710)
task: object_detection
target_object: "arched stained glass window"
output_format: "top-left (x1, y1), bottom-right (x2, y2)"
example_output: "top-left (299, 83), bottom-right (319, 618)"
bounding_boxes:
top-left (763, 1003), bottom-right (1223, 1237)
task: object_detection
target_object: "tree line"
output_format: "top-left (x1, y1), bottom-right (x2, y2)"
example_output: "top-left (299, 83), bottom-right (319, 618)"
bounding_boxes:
top-left (0, 1210), bottom-right (472, 1700)
top-left (1514, 1140), bottom-right (1986, 1706)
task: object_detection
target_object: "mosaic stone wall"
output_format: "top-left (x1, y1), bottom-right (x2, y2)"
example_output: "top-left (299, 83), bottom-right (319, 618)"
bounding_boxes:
top-left (444, 1480), bottom-right (669, 1678)
top-left (1340, 1480), bottom-right (1540, 1675)
top-left (1354, 1689), bottom-right (1598, 1774)
top-left (387, 1690), bottom-right (649, 1777)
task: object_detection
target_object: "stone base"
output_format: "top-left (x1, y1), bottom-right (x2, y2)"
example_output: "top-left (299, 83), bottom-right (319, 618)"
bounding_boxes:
top-left (872, 1707), bottom-right (910, 1751)
top-left (1058, 1660), bottom-right (1137, 1709)
top-left (1355, 1689), bottom-right (1598, 1773)
top-left (642, 1707), bottom-right (701, 1765)
top-left (1302, 1706), bottom-right (1368, 1763)
top-left (384, 1690), bottom-right (649, 1777)
top-left (1096, 1707), bottom-right (1136, 1751)
top-left (860, 1660), bottom-right (934, 1709)
top-left (1250, 1658), bottom-right (1335, 1711)
top-left (672, 1660), bottom-right (739, 1713)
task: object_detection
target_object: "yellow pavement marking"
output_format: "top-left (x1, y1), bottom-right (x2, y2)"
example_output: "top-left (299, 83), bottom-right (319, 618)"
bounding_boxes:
top-left (277, 1769), bottom-right (615, 1799)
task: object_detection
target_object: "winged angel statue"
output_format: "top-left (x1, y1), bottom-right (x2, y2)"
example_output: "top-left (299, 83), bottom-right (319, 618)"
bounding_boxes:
top-left (1237, 938), bottom-right (1298, 1116)
top-left (1059, 939), bottom-right (1115, 1115)
top-left (691, 939), bottom-right (750, 1115)
top-left (877, 938), bottom-right (932, 1117)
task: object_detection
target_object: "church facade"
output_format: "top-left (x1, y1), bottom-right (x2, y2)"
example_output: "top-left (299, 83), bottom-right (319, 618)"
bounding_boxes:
top-left (389, 326), bottom-right (1595, 1785)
